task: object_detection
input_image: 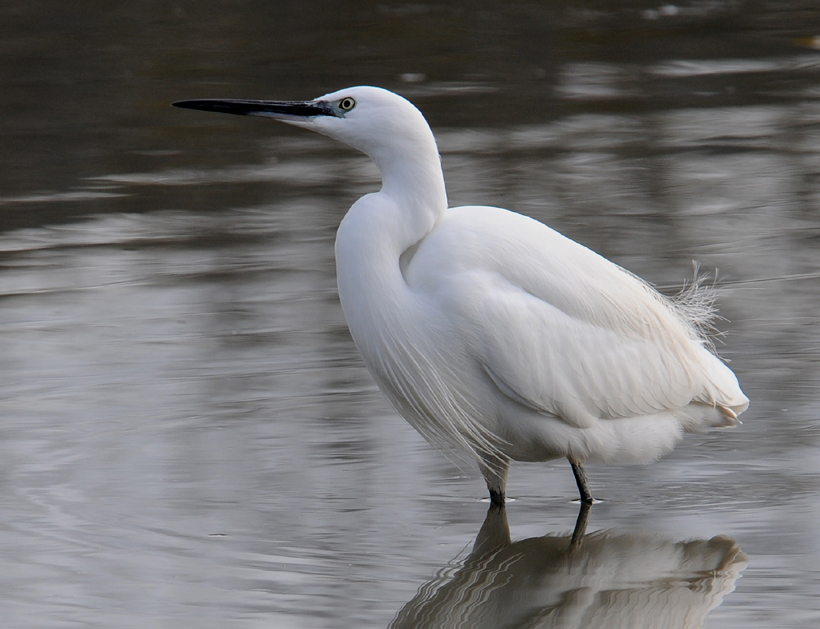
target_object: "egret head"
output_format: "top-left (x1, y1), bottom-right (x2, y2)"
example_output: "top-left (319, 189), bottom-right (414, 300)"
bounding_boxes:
top-left (173, 86), bottom-right (437, 168)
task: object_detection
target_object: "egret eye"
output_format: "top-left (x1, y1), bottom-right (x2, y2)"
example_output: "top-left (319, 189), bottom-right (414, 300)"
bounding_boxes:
top-left (338, 97), bottom-right (356, 112)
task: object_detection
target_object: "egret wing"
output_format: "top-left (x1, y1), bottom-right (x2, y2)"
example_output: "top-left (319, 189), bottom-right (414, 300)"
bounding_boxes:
top-left (467, 273), bottom-right (703, 428)
top-left (414, 205), bottom-right (737, 429)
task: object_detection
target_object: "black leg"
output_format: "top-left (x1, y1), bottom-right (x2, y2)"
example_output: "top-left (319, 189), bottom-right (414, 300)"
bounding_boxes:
top-left (568, 455), bottom-right (594, 504)
top-left (570, 501), bottom-right (592, 550)
top-left (480, 456), bottom-right (509, 507)
top-left (488, 487), bottom-right (505, 507)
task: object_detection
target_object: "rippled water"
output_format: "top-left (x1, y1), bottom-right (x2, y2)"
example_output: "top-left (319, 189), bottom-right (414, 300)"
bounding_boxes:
top-left (2, 2), bottom-right (820, 627)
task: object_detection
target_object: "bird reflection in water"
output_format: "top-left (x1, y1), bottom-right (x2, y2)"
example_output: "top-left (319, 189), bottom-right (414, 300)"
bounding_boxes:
top-left (390, 504), bottom-right (747, 629)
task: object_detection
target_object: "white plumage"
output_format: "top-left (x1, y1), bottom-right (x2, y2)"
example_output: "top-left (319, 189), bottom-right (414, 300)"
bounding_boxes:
top-left (174, 86), bottom-right (749, 504)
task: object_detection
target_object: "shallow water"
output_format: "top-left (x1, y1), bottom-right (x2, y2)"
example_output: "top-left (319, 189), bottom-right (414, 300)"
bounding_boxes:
top-left (1, 2), bottom-right (820, 627)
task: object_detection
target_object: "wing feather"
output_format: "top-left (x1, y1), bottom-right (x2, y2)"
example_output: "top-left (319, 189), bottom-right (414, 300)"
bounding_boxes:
top-left (470, 276), bottom-right (702, 426)
top-left (406, 205), bottom-right (746, 429)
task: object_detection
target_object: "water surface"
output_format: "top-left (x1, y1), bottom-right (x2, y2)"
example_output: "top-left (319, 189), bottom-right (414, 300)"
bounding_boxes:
top-left (1, 2), bottom-right (819, 627)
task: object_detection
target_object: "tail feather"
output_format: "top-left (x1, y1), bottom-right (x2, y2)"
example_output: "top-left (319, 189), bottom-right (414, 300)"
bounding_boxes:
top-left (718, 405), bottom-right (741, 427)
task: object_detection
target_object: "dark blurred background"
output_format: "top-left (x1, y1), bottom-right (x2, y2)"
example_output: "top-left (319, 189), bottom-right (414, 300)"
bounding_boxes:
top-left (3, 1), bottom-right (820, 221)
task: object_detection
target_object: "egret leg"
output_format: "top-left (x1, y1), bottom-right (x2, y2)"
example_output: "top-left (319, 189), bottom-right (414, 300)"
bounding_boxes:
top-left (569, 501), bottom-right (592, 550)
top-left (480, 457), bottom-right (509, 507)
top-left (567, 455), bottom-right (594, 504)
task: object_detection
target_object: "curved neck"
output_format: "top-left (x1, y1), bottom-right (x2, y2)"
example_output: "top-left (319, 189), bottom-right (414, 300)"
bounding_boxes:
top-left (368, 131), bottom-right (448, 249)
top-left (335, 125), bottom-right (447, 368)
top-left (378, 151), bottom-right (447, 214)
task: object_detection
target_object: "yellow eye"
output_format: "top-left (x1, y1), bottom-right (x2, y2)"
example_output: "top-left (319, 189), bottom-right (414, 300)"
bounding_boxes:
top-left (339, 97), bottom-right (356, 112)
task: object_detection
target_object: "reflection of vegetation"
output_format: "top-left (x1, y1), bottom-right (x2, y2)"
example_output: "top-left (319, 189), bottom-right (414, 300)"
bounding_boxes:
top-left (391, 504), bottom-right (747, 629)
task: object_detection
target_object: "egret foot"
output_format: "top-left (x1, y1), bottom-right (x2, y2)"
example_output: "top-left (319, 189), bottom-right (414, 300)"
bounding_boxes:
top-left (488, 488), bottom-right (505, 507)
top-left (568, 455), bottom-right (594, 504)
top-left (481, 457), bottom-right (510, 508)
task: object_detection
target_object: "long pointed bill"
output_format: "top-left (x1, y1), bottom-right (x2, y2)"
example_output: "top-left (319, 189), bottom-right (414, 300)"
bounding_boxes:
top-left (172, 98), bottom-right (338, 121)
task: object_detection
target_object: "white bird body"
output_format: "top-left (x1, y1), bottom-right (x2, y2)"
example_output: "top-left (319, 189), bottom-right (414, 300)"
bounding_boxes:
top-left (174, 86), bottom-right (749, 503)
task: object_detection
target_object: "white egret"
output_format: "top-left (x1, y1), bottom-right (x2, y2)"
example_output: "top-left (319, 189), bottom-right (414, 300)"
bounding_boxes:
top-left (173, 87), bottom-right (749, 505)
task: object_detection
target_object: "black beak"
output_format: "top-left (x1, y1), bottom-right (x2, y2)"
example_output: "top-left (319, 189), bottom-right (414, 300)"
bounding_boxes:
top-left (171, 99), bottom-right (338, 120)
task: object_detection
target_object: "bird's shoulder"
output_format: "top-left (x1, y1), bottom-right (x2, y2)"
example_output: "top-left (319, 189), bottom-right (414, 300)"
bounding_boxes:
top-left (408, 204), bottom-right (676, 342)
top-left (407, 204), bottom-right (578, 287)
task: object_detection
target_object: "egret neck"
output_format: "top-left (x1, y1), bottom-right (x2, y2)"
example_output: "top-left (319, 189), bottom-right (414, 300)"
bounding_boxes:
top-left (334, 140), bottom-right (447, 357)
top-left (357, 107), bottom-right (448, 253)
top-left (334, 102), bottom-right (447, 347)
